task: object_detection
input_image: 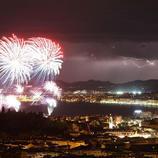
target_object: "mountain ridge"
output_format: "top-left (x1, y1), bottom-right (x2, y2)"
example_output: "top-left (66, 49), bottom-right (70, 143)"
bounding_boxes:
top-left (56, 79), bottom-right (158, 92)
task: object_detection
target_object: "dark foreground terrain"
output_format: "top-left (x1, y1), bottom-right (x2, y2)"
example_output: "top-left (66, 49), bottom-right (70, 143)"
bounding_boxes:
top-left (0, 108), bottom-right (157, 158)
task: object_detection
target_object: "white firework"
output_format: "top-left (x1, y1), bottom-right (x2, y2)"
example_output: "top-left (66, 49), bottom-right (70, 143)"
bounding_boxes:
top-left (0, 35), bottom-right (33, 85)
top-left (5, 95), bottom-right (21, 112)
top-left (44, 81), bottom-right (61, 98)
top-left (31, 90), bottom-right (43, 104)
top-left (27, 37), bottom-right (63, 82)
top-left (45, 97), bottom-right (57, 115)
top-left (15, 85), bottom-right (24, 94)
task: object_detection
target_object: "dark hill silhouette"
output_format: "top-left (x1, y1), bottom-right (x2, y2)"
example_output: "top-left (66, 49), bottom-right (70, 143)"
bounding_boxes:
top-left (56, 79), bottom-right (158, 92)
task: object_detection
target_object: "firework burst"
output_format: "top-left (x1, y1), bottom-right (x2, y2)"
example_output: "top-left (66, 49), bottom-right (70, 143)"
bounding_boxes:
top-left (5, 95), bottom-right (21, 112)
top-left (44, 81), bottom-right (61, 98)
top-left (0, 35), bottom-right (33, 85)
top-left (0, 34), bottom-right (64, 115)
top-left (28, 37), bottom-right (63, 82)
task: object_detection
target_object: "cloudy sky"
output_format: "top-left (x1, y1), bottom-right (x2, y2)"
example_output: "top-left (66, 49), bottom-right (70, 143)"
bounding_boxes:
top-left (1, 0), bottom-right (158, 82)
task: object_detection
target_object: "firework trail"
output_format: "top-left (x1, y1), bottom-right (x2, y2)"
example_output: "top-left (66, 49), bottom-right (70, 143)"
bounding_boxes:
top-left (45, 97), bottom-right (57, 116)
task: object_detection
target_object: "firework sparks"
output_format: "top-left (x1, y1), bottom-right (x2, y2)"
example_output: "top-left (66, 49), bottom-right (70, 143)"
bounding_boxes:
top-left (44, 81), bottom-right (61, 98)
top-left (5, 95), bottom-right (21, 112)
top-left (15, 85), bottom-right (24, 94)
top-left (0, 34), bottom-right (33, 85)
top-left (45, 97), bottom-right (57, 115)
top-left (28, 37), bottom-right (63, 82)
top-left (31, 90), bottom-right (43, 104)
top-left (0, 34), bottom-right (64, 115)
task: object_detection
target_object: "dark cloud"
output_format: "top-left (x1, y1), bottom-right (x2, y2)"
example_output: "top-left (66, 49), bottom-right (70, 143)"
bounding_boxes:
top-left (63, 41), bottom-right (158, 60)
top-left (59, 56), bottom-right (158, 82)
top-left (0, 0), bottom-right (158, 40)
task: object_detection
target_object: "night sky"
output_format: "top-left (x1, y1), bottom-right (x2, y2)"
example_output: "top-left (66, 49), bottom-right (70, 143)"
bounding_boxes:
top-left (1, 0), bottom-right (158, 83)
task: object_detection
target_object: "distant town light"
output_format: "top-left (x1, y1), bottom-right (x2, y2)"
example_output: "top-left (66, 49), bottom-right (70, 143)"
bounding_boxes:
top-left (134, 109), bottom-right (142, 114)
top-left (132, 91), bottom-right (137, 95)
top-left (116, 91), bottom-right (124, 95)
top-left (132, 91), bottom-right (142, 95)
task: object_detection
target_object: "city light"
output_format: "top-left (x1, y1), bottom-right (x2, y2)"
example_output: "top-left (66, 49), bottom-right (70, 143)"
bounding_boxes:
top-left (116, 91), bottom-right (124, 95)
top-left (134, 109), bottom-right (142, 114)
top-left (132, 91), bottom-right (142, 95)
